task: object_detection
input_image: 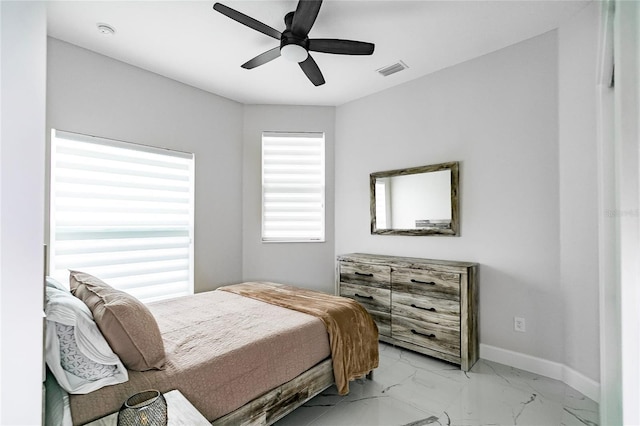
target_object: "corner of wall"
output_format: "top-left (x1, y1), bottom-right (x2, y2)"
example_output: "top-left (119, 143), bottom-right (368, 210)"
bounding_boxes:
top-left (480, 344), bottom-right (600, 402)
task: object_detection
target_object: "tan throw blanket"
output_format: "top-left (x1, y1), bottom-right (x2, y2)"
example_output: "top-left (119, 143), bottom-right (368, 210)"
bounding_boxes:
top-left (218, 282), bottom-right (379, 395)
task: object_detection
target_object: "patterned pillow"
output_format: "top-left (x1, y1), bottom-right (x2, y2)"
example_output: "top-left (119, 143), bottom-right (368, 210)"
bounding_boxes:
top-left (55, 323), bottom-right (118, 380)
top-left (45, 285), bottom-right (129, 394)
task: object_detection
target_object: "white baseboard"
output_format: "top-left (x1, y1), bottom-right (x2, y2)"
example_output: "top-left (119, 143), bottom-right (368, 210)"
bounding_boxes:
top-left (562, 364), bottom-right (601, 404)
top-left (480, 344), bottom-right (600, 403)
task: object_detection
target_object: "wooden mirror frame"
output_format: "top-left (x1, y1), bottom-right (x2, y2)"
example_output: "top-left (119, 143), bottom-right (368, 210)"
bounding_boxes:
top-left (370, 161), bottom-right (459, 236)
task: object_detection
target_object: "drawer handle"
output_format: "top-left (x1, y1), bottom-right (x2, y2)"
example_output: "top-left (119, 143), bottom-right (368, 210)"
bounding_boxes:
top-left (355, 272), bottom-right (374, 277)
top-left (411, 304), bottom-right (436, 312)
top-left (411, 329), bottom-right (436, 339)
top-left (411, 279), bottom-right (436, 285)
top-left (354, 293), bottom-right (374, 300)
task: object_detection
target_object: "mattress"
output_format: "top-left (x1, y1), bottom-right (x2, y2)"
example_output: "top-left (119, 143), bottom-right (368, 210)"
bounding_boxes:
top-left (68, 290), bottom-right (331, 425)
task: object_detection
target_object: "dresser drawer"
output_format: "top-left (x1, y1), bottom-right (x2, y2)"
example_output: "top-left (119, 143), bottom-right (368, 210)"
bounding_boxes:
top-left (392, 291), bottom-right (460, 328)
top-left (339, 262), bottom-right (391, 290)
top-left (392, 315), bottom-right (461, 357)
top-left (392, 267), bottom-right (460, 301)
top-left (340, 282), bottom-right (391, 337)
top-left (340, 282), bottom-right (390, 312)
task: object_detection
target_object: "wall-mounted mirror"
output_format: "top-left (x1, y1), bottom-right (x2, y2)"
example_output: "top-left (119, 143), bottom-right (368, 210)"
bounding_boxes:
top-left (370, 161), bottom-right (459, 236)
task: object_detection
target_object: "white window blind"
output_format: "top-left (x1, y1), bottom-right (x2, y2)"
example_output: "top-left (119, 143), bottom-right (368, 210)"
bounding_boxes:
top-left (49, 129), bottom-right (195, 303)
top-left (262, 132), bottom-right (325, 242)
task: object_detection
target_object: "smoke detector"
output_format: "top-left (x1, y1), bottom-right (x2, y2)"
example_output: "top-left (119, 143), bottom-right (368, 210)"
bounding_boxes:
top-left (97, 23), bottom-right (116, 36)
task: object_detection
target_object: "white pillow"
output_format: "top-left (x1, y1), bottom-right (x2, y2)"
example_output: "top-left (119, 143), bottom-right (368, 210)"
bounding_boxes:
top-left (45, 286), bottom-right (129, 394)
top-left (46, 276), bottom-right (69, 292)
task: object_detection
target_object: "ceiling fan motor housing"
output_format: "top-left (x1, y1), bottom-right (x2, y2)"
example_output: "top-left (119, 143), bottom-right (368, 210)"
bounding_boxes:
top-left (280, 31), bottom-right (309, 62)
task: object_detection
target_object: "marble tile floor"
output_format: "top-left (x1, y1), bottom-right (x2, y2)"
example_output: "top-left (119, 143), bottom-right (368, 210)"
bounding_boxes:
top-left (276, 343), bottom-right (599, 426)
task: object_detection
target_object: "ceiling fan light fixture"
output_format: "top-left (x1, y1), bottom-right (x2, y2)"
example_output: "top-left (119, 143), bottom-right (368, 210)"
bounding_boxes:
top-left (280, 44), bottom-right (308, 63)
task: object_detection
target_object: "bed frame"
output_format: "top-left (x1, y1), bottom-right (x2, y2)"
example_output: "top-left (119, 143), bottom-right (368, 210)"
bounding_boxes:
top-left (212, 359), bottom-right (375, 425)
top-left (211, 358), bottom-right (334, 425)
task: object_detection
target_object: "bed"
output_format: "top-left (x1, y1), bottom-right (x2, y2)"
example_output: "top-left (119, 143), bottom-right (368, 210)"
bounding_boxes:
top-left (44, 272), bottom-right (379, 425)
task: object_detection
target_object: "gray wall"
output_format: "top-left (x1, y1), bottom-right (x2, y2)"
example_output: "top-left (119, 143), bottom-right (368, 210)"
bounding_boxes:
top-left (558, 3), bottom-right (600, 382)
top-left (1, 2), bottom-right (47, 424)
top-left (335, 31), bottom-right (566, 365)
top-left (242, 105), bottom-right (336, 294)
top-left (47, 38), bottom-right (245, 293)
top-left (334, 10), bottom-right (601, 387)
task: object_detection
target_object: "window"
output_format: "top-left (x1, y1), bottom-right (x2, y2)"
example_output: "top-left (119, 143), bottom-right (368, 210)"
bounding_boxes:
top-left (49, 129), bottom-right (195, 302)
top-left (262, 132), bottom-right (325, 242)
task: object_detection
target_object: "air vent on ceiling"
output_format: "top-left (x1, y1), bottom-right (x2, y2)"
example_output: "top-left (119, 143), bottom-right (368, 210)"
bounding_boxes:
top-left (377, 61), bottom-right (408, 77)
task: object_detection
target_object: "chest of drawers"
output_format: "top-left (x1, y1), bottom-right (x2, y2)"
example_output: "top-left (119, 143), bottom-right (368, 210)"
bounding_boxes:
top-left (337, 253), bottom-right (478, 371)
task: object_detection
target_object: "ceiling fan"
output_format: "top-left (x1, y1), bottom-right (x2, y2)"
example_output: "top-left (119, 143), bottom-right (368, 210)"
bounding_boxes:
top-left (213, 0), bottom-right (375, 86)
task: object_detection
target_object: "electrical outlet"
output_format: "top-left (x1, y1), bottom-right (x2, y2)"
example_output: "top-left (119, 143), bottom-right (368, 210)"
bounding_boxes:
top-left (514, 317), bottom-right (526, 332)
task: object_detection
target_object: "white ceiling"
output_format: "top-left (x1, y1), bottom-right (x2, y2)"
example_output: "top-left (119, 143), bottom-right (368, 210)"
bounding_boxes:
top-left (46, 0), bottom-right (590, 106)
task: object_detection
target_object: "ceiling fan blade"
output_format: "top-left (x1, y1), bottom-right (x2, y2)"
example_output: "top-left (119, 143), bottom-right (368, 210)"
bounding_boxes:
top-left (241, 47), bottom-right (281, 69)
top-left (213, 3), bottom-right (281, 40)
top-left (291, 0), bottom-right (322, 36)
top-left (299, 55), bottom-right (325, 86)
top-left (308, 39), bottom-right (375, 55)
